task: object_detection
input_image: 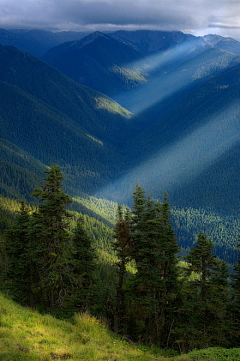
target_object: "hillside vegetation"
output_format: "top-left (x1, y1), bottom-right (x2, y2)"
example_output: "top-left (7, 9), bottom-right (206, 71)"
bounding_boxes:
top-left (1, 31), bottom-right (240, 214)
top-left (1, 291), bottom-right (240, 361)
top-left (1, 186), bottom-right (240, 266)
top-left (1, 29), bottom-right (240, 358)
top-left (0, 291), bottom-right (170, 361)
top-left (1, 166), bottom-right (240, 358)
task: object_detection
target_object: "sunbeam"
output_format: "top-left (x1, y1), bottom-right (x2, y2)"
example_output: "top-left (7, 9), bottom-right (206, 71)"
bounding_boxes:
top-left (127, 36), bottom-right (207, 74)
top-left (96, 102), bottom-right (240, 204)
top-left (114, 38), bottom-right (234, 116)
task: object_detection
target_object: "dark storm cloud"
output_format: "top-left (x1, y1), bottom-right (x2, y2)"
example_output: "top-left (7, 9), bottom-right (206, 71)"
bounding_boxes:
top-left (0, 0), bottom-right (240, 39)
top-left (54, 1), bottom-right (189, 27)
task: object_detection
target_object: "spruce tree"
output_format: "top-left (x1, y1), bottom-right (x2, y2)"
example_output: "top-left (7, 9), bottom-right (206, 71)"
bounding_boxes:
top-left (130, 185), bottom-right (179, 346)
top-left (156, 194), bottom-right (179, 346)
top-left (231, 239), bottom-right (240, 345)
top-left (68, 217), bottom-right (96, 311)
top-left (4, 201), bottom-right (36, 307)
top-left (112, 204), bottom-right (132, 334)
top-left (29, 164), bottom-right (72, 308)
top-left (176, 233), bottom-right (229, 351)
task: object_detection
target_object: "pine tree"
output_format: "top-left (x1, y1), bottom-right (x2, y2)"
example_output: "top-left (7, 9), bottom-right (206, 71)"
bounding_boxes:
top-left (130, 185), bottom-right (179, 346)
top-left (68, 217), bottom-right (96, 311)
top-left (4, 201), bottom-right (36, 307)
top-left (231, 239), bottom-right (240, 345)
top-left (29, 164), bottom-right (72, 308)
top-left (112, 204), bottom-right (132, 333)
top-left (156, 194), bottom-right (179, 347)
top-left (176, 233), bottom-right (229, 351)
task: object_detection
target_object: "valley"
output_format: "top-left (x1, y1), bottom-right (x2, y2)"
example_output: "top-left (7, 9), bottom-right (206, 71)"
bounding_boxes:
top-left (1, 28), bottom-right (240, 358)
top-left (1, 28), bottom-right (240, 257)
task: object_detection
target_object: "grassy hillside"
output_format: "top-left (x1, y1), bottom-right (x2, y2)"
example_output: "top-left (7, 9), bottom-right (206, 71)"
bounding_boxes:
top-left (1, 188), bottom-right (240, 358)
top-left (1, 291), bottom-right (240, 360)
top-left (0, 291), bottom-right (169, 361)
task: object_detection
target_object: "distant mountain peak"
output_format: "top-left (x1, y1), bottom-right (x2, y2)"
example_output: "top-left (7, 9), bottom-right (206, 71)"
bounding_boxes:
top-left (68, 31), bottom-right (111, 50)
top-left (203, 33), bottom-right (239, 45)
top-left (203, 34), bottom-right (225, 46)
top-left (203, 34), bottom-right (240, 54)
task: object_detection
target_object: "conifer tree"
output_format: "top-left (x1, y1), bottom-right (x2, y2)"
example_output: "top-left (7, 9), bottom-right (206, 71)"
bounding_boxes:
top-left (112, 204), bottom-right (132, 333)
top-left (68, 217), bottom-right (96, 311)
top-left (231, 239), bottom-right (240, 345)
top-left (4, 201), bottom-right (36, 307)
top-left (156, 194), bottom-right (179, 346)
top-left (130, 185), bottom-right (179, 346)
top-left (29, 164), bottom-right (72, 308)
top-left (176, 233), bottom-right (229, 351)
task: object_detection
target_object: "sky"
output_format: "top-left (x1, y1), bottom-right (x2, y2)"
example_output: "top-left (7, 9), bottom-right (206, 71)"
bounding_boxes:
top-left (0, 0), bottom-right (240, 40)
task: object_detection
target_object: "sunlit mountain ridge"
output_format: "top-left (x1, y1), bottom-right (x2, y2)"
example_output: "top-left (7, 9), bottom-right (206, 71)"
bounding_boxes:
top-left (1, 30), bottom-right (240, 216)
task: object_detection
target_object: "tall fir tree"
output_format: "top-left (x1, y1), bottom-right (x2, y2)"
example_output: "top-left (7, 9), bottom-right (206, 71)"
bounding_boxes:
top-left (68, 217), bottom-right (96, 311)
top-left (29, 164), bottom-right (72, 308)
top-left (130, 185), bottom-right (179, 346)
top-left (231, 239), bottom-right (240, 345)
top-left (112, 204), bottom-right (132, 334)
top-left (3, 201), bottom-right (36, 307)
top-left (176, 233), bottom-right (229, 352)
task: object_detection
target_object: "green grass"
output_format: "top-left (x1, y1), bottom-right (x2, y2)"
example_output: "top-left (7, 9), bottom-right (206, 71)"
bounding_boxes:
top-left (1, 292), bottom-right (240, 360)
top-left (175, 347), bottom-right (240, 360)
top-left (0, 292), bottom-right (170, 361)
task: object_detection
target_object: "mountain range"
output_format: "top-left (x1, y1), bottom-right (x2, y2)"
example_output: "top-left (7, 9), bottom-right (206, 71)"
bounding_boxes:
top-left (1, 29), bottom-right (240, 218)
top-left (0, 28), bottom-right (89, 57)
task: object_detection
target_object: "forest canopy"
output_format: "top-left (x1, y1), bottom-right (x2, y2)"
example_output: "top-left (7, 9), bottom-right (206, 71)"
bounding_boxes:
top-left (1, 165), bottom-right (240, 353)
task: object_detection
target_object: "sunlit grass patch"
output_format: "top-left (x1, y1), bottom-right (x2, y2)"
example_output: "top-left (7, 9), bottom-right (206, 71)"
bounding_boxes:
top-left (0, 292), bottom-right (170, 361)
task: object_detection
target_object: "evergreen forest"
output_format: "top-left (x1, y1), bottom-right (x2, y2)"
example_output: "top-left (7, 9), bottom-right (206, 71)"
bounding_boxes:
top-left (1, 28), bottom-right (240, 360)
top-left (1, 164), bottom-right (240, 360)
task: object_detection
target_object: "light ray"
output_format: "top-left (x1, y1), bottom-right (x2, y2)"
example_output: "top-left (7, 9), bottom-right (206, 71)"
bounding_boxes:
top-left (114, 38), bottom-right (232, 115)
top-left (96, 102), bottom-right (240, 203)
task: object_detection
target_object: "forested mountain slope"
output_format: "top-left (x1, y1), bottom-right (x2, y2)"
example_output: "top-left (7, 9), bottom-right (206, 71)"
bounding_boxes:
top-left (42, 32), bottom-right (146, 97)
top-left (0, 28), bottom-right (89, 57)
top-left (109, 62), bottom-right (240, 214)
top-left (42, 30), bottom-right (240, 106)
top-left (0, 44), bottom-right (132, 143)
top-left (112, 29), bottom-right (210, 58)
top-left (1, 29), bottom-right (240, 355)
top-left (1, 30), bottom-right (240, 244)
top-left (0, 44), bottom-right (134, 196)
top-left (0, 138), bottom-right (46, 201)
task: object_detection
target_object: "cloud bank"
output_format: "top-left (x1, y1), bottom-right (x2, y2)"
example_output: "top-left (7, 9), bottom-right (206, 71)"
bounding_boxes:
top-left (0, 0), bottom-right (240, 39)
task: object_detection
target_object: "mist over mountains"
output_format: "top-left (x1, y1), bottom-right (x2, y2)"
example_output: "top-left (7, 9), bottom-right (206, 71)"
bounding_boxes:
top-left (1, 29), bottom-right (240, 215)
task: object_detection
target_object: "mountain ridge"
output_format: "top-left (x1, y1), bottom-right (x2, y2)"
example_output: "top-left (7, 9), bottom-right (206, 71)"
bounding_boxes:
top-left (0, 28), bottom-right (89, 57)
top-left (1, 29), bottom-right (240, 216)
top-left (0, 44), bottom-right (135, 197)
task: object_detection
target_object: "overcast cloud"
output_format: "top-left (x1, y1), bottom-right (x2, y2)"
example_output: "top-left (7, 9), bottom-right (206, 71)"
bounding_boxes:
top-left (0, 0), bottom-right (240, 39)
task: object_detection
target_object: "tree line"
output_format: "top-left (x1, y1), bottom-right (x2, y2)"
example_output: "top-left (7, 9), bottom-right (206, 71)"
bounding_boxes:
top-left (1, 164), bottom-right (240, 353)
top-left (1, 164), bottom-right (96, 312)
